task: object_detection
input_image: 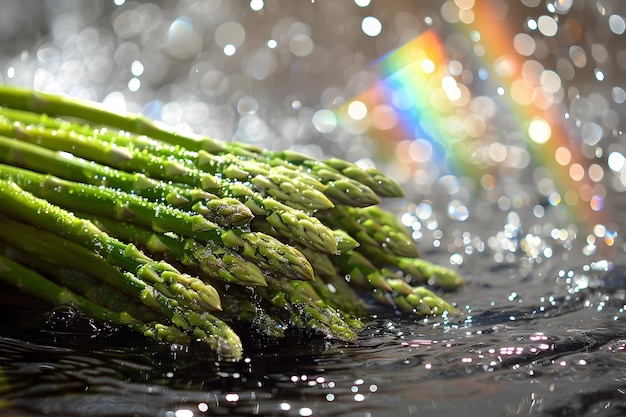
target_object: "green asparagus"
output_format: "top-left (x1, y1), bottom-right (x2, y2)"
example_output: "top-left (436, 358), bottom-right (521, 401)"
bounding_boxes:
top-left (0, 253), bottom-right (192, 346)
top-left (0, 164), bottom-right (315, 281)
top-left (0, 117), bottom-right (335, 212)
top-left (0, 134), bottom-right (254, 227)
top-left (317, 204), bottom-right (419, 259)
top-left (84, 214), bottom-right (268, 287)
top-left (0, 85), bottom-right (464, 360)
top-left (333, 249), bottom-right (456, 316)
top-left (0, 119), bottom-right (350, 255)
top-left (0, 179), bottom-right (222, 313)
top-left (0, 87), bottom-right (391, 204)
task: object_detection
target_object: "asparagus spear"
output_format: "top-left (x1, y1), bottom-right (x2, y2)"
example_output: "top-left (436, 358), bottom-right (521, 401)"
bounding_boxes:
top-left (255, 280), bottom-right (361, 342)
top-left (319, 156), bottom-right (405, 198)
top-left (390, 256), bottom-right (464, 290)
top-left (0, 86), bottom-right (190, 147)
top-left (334, 250), bottom-right (456, 316)
top-left (0, 216), bottom-right (201, 317)
top-left (0, 253), bottom-right (192, 346)
top-left (0, 121), bottom-right (352, 258)
top-left (0, 164), bottom-right (316, 281)
top-left (0, 117), bottom-right (334, 212)
top-left (0, 135), bottom-right (254, 227)
top-left (2, 251), bottom-right (244, 358)
top-left (0, 216), bottom-right (246, 357)
top-left (0, 86), bottom-right (399, 201)
top-left (296, 246), bottom-right (369, 314)
top-left (317, 205), bottom-right (463, 290)
top-left (0, 121), bottom-right (345, 255)
top-left (317, 204), bottom-right (420, 259)
top-left (194, 150), bottom-right (381, 208)
top-left (84, 214), bottom-right (268, 287)
top-left (1, 242), bottom-right (163, 324)
top-left (170, 140), bottom-right (384, 206)
top-left (252, 150), bottom-right (401, 203)
top-left (0, 179), bottom-right (222, 312)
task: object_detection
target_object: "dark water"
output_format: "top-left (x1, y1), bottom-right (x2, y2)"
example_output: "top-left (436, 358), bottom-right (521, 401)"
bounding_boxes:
top-left (1, 239), bottom-right (626, 417)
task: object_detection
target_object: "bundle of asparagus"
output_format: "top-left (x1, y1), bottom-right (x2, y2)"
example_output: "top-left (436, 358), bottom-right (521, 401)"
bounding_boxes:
top-left (0, 86), bottom-right (462, 359)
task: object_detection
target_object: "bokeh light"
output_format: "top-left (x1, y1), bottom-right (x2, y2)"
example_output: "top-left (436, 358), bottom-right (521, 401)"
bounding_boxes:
top-left (361, 16), bottom-right (383, 37)
top-left (528, 118), bottom-right (551, 144)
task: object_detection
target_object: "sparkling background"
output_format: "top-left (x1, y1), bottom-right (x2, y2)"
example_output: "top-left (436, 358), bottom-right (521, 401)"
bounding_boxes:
top-left (1, 0), bottom-right (623, 269)
top-left (2, 1), bottom-right (626, 416)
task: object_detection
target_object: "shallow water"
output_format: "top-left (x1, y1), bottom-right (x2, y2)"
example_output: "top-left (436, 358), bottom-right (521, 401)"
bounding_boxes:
top-left (2, 0), bottom-right (626, 416)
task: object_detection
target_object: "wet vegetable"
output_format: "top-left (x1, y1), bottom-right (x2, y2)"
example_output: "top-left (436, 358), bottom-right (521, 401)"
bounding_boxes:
top-left (0, 86), bottom-right (462, 360)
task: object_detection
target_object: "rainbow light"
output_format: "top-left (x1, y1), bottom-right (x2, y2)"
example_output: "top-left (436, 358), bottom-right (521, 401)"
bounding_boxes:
top-left (337, 9), bottom-right (608, 235)
top-left (370, 30), bottom-right (446, 164)
top-left (337, 30), bottom-right (473, 175)
top-left (464, 1), bottom-right (606, 228)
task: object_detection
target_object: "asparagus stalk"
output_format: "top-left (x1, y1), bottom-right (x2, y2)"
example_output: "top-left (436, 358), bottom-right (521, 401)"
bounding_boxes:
top-left (1, 242), bottom-right (163, 324)
top-left (0, 120), bottom-right (346, 255)
top-left (0, 216), bottom-right (196, 317)
top-left (319, 156), bottom-right (405, 198)
top-left (0, 216), bottom-right (246, 358)
top-left (296, 246), bottom-right (369, 314)
top-left (255, 280), bottom-right (361, 342)
top-left (391, 256), bottom-right (464, 290)
top-left (193, 143), bottom-right (385, 206)
top-left (0, 117), bottom-right (334, 212)
top-left (0, 179), bottom-right (222, 312)
top-left (246, 219), bottom-right (369, 314)
top-left (84, 214), bottom-right (268, 287)
top-left (0, 135), bottom-right (349, 270)
top-left (318, 205), bottom-right (463, 290)
top-left (0, 164), bottom-right (316, 281)
top-left (194, 151), bottom-right (381, 207)
top-left (52, 268), bottom-right (164, 324)
top-left (288, 236), bottom-right (455, 315)
top-left (317, 205), bottom-right (420, 259)
top-left (0, 86), bottom-right (191, 148)
top-left (0, 134), bottom-right (254, 227)
top-left (335, 250), bottom-right (456, 316)
top-left (252, 150), bottom-right (401, 203)
top-left (4, 253), bottom-right (244, 358)
top-left (0, 86), bottom-right (398, 202)
top-left (0, 162), bottom-right (217, 237)
top-left (0, 253), bottom-right (192, 346)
